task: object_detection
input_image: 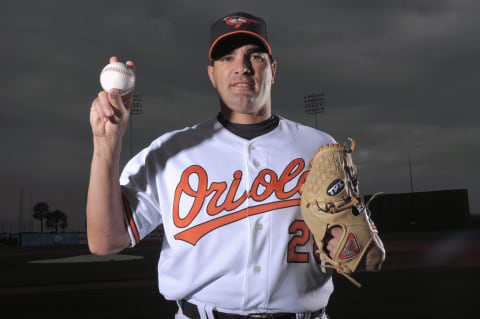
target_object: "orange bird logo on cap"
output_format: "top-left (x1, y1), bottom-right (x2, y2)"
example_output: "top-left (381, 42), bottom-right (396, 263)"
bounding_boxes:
top-left (223, 16), bottom-right (260, 28)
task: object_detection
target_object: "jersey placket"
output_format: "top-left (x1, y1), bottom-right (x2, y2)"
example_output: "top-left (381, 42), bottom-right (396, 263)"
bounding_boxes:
top-left (242, 140), bottom-right (271, 311)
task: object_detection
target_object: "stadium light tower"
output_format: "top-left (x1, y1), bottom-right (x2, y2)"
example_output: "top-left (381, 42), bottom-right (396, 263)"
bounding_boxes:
top-left (303, 93), bottom-right (325, 129)
top-left (129, 94), bottom-right (143, 158)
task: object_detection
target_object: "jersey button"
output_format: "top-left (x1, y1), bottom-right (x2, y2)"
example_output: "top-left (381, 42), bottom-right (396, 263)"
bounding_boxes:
top-left (249, 144), bottom-right (256, 151)
top-left (253, 160), bottom-right (260, 168)
top-left (256, 223), bottom-right (263, 230)
top-left (254, 265), bottom-right (261, 273)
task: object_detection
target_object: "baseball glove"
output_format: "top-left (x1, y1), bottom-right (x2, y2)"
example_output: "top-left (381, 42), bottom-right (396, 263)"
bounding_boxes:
top-left (300, 138), bottom-right (384, 287)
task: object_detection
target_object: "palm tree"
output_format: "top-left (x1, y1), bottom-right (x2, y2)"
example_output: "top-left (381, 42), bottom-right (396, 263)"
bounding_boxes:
top-left (45, 210), bottom-right (68, 233)
top-left (32, 202), bottom-right (49, 233)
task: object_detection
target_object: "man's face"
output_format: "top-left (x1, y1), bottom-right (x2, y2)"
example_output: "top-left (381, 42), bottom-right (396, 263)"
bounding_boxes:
top-left (207, 43), bottom-right (277, 121)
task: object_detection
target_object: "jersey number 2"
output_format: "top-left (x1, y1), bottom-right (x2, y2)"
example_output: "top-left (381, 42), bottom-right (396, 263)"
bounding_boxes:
top-left (287, 220), bottom-right (320, 263)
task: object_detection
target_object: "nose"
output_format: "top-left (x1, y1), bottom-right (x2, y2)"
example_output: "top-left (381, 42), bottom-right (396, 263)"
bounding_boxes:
top-left (233, 55), bottom-right (253, 75)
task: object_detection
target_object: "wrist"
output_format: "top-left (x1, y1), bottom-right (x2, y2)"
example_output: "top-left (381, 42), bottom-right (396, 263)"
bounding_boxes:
top-left (93, 136), bottom-right (122, 162)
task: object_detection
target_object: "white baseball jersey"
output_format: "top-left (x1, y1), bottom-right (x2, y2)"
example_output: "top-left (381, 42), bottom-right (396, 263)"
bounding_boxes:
top-left (120, 116), bottom-right (336, 315)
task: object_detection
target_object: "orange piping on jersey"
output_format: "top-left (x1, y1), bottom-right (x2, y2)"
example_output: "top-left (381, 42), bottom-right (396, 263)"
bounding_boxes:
top-left (174, 199), bottom-right (300, 245)
top-left (122, 193), bottom-right (140, 244)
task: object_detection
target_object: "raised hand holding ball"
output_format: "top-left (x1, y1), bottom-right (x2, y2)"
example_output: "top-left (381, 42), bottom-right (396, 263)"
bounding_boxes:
top-left (99, 61), bottom-right (135, 96)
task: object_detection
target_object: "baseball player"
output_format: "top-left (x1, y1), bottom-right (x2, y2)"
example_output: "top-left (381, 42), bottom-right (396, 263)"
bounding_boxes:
top-left (87, 12), bottom-right (384, 319)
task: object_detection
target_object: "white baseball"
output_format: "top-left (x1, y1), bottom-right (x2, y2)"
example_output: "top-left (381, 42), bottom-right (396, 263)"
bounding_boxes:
top-left (99, 62), bottom-right (135, 96)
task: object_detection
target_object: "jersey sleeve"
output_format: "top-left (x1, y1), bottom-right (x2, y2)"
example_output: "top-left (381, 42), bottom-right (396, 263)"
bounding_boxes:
top-left (304, 124), bottom-right (337, 146)
top-left (120, 145), bottom-right (163, 247)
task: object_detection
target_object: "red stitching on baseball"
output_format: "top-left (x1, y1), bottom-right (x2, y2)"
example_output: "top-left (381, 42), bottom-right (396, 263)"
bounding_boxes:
top-left (101, 66), bottom-right (134, 77)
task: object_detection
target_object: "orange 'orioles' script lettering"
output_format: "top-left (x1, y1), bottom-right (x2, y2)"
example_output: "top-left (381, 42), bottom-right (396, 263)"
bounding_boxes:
top-left (173, 158), bottom-right (308, 245)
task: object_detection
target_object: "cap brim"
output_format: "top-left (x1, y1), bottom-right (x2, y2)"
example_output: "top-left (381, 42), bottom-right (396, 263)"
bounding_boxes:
top-left (209, 31), bottom-right (272, 61)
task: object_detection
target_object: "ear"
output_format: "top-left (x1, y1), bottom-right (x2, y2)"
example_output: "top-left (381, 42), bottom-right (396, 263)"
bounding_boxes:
top-left (207, 65), bottom-right (216, 88)
top-left (271, 60), bottom-right (277, 84)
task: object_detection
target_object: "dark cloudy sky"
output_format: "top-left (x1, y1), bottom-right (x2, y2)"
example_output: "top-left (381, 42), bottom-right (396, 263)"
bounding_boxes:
top-left (2, 0), bottom-right (479, 231)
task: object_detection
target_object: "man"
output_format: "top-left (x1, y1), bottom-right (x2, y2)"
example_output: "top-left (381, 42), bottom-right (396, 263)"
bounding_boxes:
top-left (87, 12), bottom-right (382, 319)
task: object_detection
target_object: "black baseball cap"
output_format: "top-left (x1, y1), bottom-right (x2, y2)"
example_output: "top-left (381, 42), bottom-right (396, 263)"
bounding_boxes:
top-left (209, 12), bottom-right (272, 61)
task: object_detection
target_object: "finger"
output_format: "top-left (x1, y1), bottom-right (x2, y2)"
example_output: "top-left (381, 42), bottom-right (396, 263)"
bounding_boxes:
top-left (92, 98), bottom-right (106, 124)
top-left (126, 60), bottom-right (136, 74)
top-left (327, 243), bottom-right (334, 257)
top-left (110, 56), bottom-right (119, 63)
top-left (91, 98), bottom-right (102, 121)
top-left (98, 91), bottom-right (113, 122)
top-left (326, 241), bottom-right (336, 258)
top-left (108, 88), bottom-right (127, 114)
top-left (330, 226), bottom-right (343, 238)
top-left (123, 60), bottom-right (136, 107)
top-left (91, 102), bottom-right (105, 128)
top-left (121, 92), bottom-right (134, 111)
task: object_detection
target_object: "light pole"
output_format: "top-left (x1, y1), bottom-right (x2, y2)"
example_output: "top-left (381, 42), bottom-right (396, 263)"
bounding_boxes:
top-left (408, 151), bottom-right (414, 193)
top-left (129, 94), bottom-right (143, 158)
top-left (303, 93), bottom-right (325, 129)
top-left (408, 151), bottom-right (417, 229)
top-left (18, 186), bottom-right (24, 234)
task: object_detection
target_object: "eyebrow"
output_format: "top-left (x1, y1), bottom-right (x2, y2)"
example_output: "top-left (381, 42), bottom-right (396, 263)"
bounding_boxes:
top-left (227, 46), bottom-right (265, 56)
top-left (214, 46), bottom-right (266, 62)
top-left (245, 47), bottom-right (266, 55)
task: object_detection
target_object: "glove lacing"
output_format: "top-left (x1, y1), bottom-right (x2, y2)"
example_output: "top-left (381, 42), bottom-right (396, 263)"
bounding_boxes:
top-left (320, 262), bottom-right (362, 288)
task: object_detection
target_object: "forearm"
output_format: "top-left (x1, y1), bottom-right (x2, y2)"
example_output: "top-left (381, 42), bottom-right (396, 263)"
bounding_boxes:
top-left (86, 138), bottom-right (130, 255)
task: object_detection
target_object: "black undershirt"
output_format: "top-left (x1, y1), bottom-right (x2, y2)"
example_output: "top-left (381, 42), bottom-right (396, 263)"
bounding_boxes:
top-left (217, 113), bottom-right (280, 140)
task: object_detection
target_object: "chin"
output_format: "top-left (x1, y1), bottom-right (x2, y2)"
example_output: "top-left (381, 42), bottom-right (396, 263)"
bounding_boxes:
top-left (230, 103), bottom-right (261, 114)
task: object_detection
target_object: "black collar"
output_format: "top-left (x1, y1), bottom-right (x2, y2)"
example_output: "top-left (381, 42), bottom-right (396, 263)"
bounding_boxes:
top-left (217, 113), bottom-right (280, 140)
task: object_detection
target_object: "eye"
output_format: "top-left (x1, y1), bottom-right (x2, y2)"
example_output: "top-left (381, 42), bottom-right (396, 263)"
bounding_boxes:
top-left (219, 55), bottom-right (233, 62)
top-left (250, 54), bottom-right (265, 62)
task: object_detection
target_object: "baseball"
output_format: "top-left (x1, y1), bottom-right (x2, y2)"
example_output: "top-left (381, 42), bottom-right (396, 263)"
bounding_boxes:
top-left (99, 61), bottom-right (135, 96)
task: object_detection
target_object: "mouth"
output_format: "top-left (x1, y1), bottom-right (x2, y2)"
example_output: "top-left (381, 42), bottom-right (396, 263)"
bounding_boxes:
top-left (230, 81), bottom-right (255, 90)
